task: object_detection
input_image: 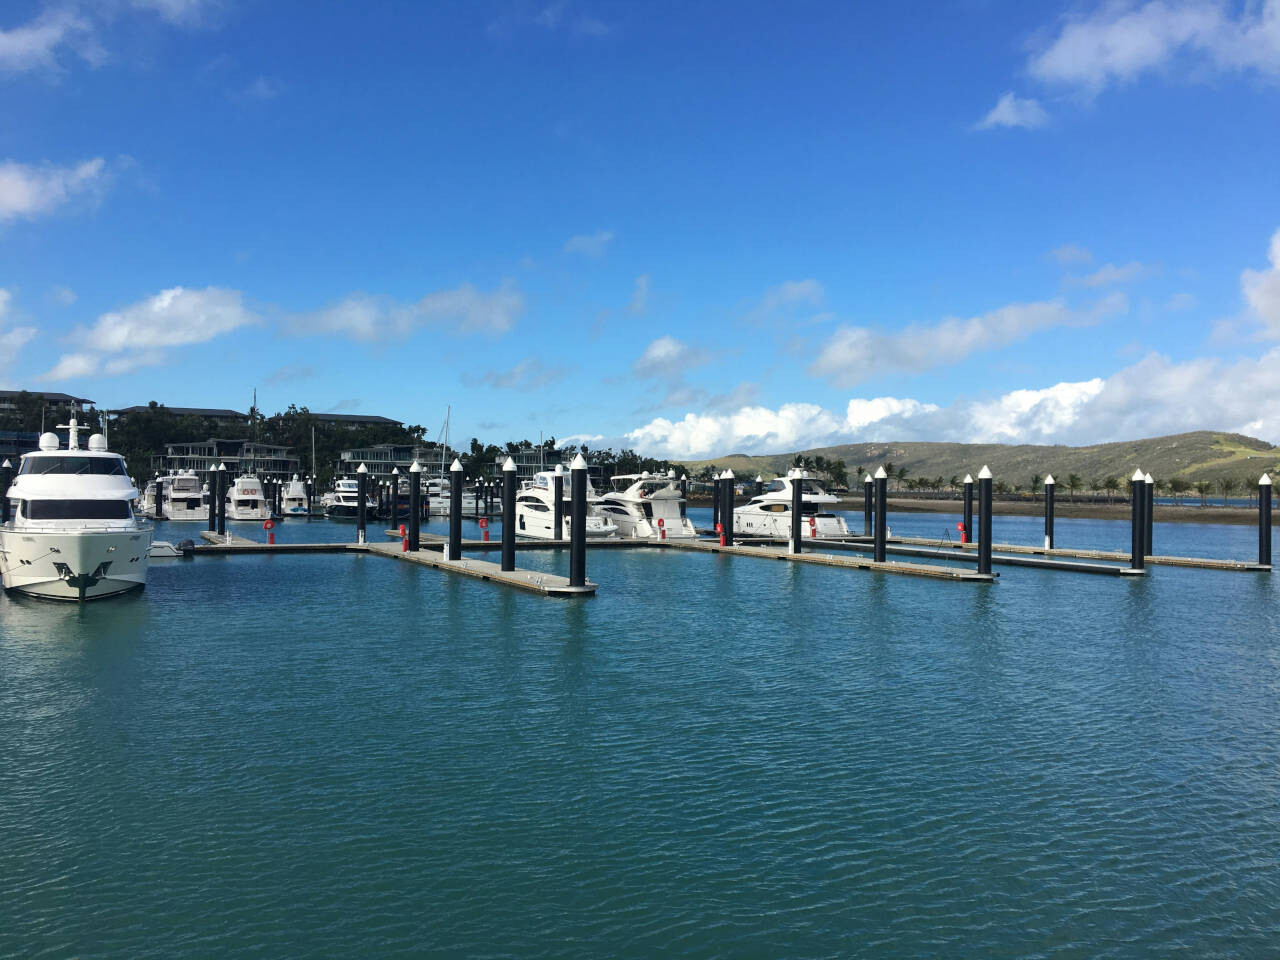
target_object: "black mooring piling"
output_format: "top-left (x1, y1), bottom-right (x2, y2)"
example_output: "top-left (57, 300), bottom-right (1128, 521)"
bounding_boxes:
top-left (1044, 474), bottom-right (1055, 550)
top-left (408, 462), bottom-right (421, 550)
top-left (680, 474), bottom-right (688, 518)
top-left (722, 470), bottom-right (735, 546)
top-left (712, 475), bottom-right (721, 532)
top-left (874, 467), bottom-right (888, 562)
top-left (356, 464), bottom-right (368, 544)
top-left (1129, 469), bottom-right (1146, 571)
top-left (1260, 474), bottom-right (1272, 567)
top-left (963, 474), bottom-right (973, 545)
top-left (216, 465), bottom-right (227, 536)
top-left (448, 459), bottom-right (463, 561)
top-left (569, 455), bottom-right (587, 587)
top-left (789, 469), bottom-right (803, 555)
top-left (1, 459), bottom-right (11, 525)
top-left (754, 475), bottom-right (764, 497)
top-left (207, 471), bottom-right (216, 531)
top-left (552, 464), bottom-right (564, 544)
top-left (864, 473), bottom-right (874, 537)
top-left (502, 456), bottom-right (517, 572)
top-left (389, 468), bottom-right (400, 525)
top-left (977, 466), bottom-right (993, 576)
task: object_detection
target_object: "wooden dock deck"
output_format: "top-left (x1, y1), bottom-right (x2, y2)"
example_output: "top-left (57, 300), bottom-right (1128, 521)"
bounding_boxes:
top-left (888, 536), bottom-right (1270, 572)
top-left (666, 539), bottom-right (996, 582)
top-left (196, 531), bottom-right (597, 596)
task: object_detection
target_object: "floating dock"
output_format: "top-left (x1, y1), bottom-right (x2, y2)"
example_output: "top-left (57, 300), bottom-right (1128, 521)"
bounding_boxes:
top-left (888, 536), bottom-right (1270, 572)
top-left (666, 539), bottom-right (996, 582)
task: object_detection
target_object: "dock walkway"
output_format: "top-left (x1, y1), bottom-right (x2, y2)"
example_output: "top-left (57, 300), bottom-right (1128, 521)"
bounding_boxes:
top-left (666, 539), bottom-right (996, 582)
top-left (889, 536), bottom-right (1269, 572)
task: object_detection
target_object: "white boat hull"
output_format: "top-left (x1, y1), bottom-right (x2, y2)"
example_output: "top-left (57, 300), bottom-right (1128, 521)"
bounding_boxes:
top-left (0, 527), bottom-right (152, 601)
top-left (735, 511), bottom-right (850, 539)
top-left (515, 507), bottom-right (618, 539)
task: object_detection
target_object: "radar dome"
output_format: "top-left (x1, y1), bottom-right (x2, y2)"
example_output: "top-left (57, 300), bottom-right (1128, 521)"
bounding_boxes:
top-left (87, 434), bottom-right (107, 452)
top-left (38, 432), bottom-right (59, 451)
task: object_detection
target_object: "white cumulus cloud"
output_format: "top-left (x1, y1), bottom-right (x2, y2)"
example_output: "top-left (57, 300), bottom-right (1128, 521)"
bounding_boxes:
top-left (846, 396), bottom-right (941, 433)
top-left (564, 230), bottom-right (614, 257)
top-left (1243, 227), bottom-right (1280, 336)
top-left (633, 335), bottom-right (709, 378)
top-left (1029, 0), bottom-right (1280, 94)
top-left (0, 157), bottom-right (107, 223)
top-left (0, 8), bottom-right (98, 73)
top-left (627, 403), bottom-right (844, 459)
top-left (975, 92), bottom-right (1049, 130)
top-left (810, 294), bottom-right (1127, 387)
top-left (291, 282), bottom-right (524, 339)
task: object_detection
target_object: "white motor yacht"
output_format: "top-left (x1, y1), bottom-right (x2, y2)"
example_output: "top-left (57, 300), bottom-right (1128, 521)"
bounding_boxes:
top-left (281, 474), bottom-right (311, 516)
top-left (596, 470), bottom-right (697, 539)
top-left (0, 419), bottom-right (152, 601)
top-left (514, 470), bottom-right (618, 539)
top-left (325, 477), bottom-right (375, 519)
top-left (734, 471), bottom-right (850, 539)
top-left (425, 476), bottom-right (479, 516)
top-left (162, 470), bottom-right (206, 521)
top-left (225, 475), bottom-right (270, 521)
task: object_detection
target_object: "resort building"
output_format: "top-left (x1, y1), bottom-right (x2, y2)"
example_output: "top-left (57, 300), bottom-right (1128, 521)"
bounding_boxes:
top-left (335, 442), bottom-right (458, 481)
top-left (150, 438), bottom-right (301, 482)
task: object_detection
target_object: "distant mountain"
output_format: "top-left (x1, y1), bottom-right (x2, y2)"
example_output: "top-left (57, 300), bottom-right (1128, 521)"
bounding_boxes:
top-left (675, 431), bottom-right (1279, 486)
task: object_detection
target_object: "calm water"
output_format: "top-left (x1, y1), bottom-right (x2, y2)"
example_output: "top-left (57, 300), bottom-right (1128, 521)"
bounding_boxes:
top-left (2, 512), bottom-right (1278, 958)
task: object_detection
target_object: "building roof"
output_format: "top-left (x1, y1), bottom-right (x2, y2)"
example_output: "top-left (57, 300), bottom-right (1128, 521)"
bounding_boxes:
top-left (312, 412), bottom-right (403, 425)
top-left (0, 390), bottom-right (94, 404)
top-left (113, 405), bottom-right (246, 418)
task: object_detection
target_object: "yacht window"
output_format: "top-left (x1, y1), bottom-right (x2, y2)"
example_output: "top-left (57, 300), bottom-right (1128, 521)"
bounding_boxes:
top-left (23, 499), bottom-right (132, 520)
top-left (526, 503), bottom-right (549, 512)
top-left (20, 456), bottom-right (126, 476)
top-left (766, 479), bottom-right (785, 493)
top-left (763, 503), bottom-right (788, 513)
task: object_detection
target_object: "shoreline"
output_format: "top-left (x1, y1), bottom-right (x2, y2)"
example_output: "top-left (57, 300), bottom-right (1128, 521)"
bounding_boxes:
top-left (687, 495), bottom-right (1269, 526)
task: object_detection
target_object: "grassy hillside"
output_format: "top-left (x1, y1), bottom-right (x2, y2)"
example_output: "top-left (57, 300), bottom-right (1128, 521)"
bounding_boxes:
top-left (676, 431), bottom-right (1279, 487)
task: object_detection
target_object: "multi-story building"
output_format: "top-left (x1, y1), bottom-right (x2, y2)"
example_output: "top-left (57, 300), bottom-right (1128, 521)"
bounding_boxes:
top-left (0, 430), bottom-right (40, 462)
top-left (336, 443), bottom-right (457, 481)
top-left (151, 439), bottom-right (300, 482)
top-left (0, 391), bottom-right (95, 422)
top-left (312, 412), bottom-right (403, 430)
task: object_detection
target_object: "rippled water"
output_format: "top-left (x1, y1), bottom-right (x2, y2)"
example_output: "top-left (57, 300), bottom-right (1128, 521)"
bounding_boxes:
top-left (3, 512), bottom-right (1279, 958)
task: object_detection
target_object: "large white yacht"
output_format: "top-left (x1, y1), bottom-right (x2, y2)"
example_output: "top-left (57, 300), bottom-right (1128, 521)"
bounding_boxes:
top-left (425, 476), bottom-right (479, 516)
top-left (734, 471), bottom-right (850, 539)
top-left (514, 470), bottom-right (618, 539)
top-left (281, 475), bottom-right (311, 516)
top-left (162, 470), bottom-right (206, 521)
top-left (225, 475), bottom-right (270, 521)
top-left (325, 477), bottom-right (373, 519)
top-left (0, 419), bottom-right (152, 601)
top-left (596, 470), bottom-right (697, 539)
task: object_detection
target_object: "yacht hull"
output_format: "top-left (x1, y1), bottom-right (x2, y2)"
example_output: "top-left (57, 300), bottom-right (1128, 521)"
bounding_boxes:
top-left (515, 508), bottom-right (618, 540)
top-left (735, 511), bottom-right (850, 539)
top-left (0, 528), bottom-right (152, 601)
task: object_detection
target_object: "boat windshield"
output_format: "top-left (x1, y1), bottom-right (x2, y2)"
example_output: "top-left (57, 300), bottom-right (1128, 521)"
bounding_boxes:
top-left (22, 499), bottom-right (132, 520)
top-left (20, 456), bottom-right (126, 476)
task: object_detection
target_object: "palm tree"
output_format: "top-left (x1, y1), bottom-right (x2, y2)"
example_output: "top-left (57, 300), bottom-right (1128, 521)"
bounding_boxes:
top-left (949, 475), bottom-right (961, 495)
top-left (1090, 477), bottom-right (1104, 497)
top-left (1066, 473), bottom-right (1083, 501)
top-left (1168, 477), bottom-right (1190, 505)
top-left (1031, 474), bottom-right (1043, 502)
top-left (1193, 480), bottom-right (1211, 506)
top-left (1104, 476), bottom-right (1121, 501)
top-left (1219, 476), bottom-right (1237, 506)
top-left (895, 466), bottom-right (909, 492)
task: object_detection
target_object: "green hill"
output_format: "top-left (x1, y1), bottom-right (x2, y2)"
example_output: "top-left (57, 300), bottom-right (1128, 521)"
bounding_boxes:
top-left (675, 431), bottom-right (1279, 488)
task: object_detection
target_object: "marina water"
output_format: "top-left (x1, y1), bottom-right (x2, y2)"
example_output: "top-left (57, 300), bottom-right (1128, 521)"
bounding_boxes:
top-left (2, 510), bottom-right (1278, 957)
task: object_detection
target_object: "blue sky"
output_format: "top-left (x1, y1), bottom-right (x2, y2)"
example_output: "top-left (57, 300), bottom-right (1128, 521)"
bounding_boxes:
top-left (4, 0), bottom-right (1280, 458)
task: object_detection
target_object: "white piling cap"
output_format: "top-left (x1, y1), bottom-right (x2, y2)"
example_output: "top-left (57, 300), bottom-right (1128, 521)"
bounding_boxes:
top-left (864, 473), bottom-right (873, 483)
top-left (570, 453), bottom-right (588, 470)
top-left (723, 469), bottom-right (735, 479)
top-left (1044, 474), bottom-right (1055, 485)
top-left (755, 474), bottom-right (763, 482)
top-left (1, 459), bottom-right (9, 468)
top-left (1262, 473), bottom-right (1273, 485)
top-left (218, 462), bottom-right (227, 471)
top-left (356, 463), bottom-right (367, 474)
top-left (1132, 468), bottom-right (1145, 482)
top-left (978, 465), bottom-right (992, 479)
top-left (874, 466), bottom-right (887, 479)
top-left (392, 466), bottom-right (399, 475)
top-left (1144, 472), bottom-right (1154, 484)
top-left (668, 469), bottom-right (676, 478)
top-left (503, 456), bottom-right (516, 472)
top-left (410, 460), bottom-right (422, 474)
top-left (963, 474), bottom-right (973, 484)
top-left (681, 474), bottom-right (687, 481)
top-left (450, 458), bottom-right (463, 473)
top-left (554, 462), bottom-right (564, 475)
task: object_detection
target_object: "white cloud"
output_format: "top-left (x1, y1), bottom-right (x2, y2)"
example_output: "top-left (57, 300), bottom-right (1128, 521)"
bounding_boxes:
top-left (1050, 243), bottom-right (1094, 265)
top-left (974, 92), bottom-right (1049, 130)
top-left (102, 350), bottom-right (167, 376)
top-left (1243, 227), bottom-right (1280, 336)
top-left (1164, 291), bottom-right (1196, 311)
top-left (291, 282), bottom-right (524, 339)
top-left (633, 336), bottom-right (709, 379)
top-left (627, 403), bottom-right (844, 459)
top-left (0, 7), bottom-right (97, 73)
top-left (49, 285), bottom-right (77, 306)
top-left (39, 352), bottom-right (99, 382)
top-left (83, 286), bottom-right (256, 351)
top-left (0, 157), bottom-right (107, 223)
top-left (564, 230), bottom-right (614, 257)
top-left (0, 288), bottom-right (38, 375)
top-left (1075, 261), bottom-right (1150, 287)
top-left (745, 278), bottom-right (824, 324)
top-left (131, 0), bottom-right (214, 26)
top-left (628, 274), bottom-right (650, 315)
top-left (810, 293), bottom-right (1127, 387)
top-left (846, 396), bottom-right (941, 433)
top-left (1029, 0), bottom-right (1280, 94)
top-left (463, 357), bottom-right (567, 391)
